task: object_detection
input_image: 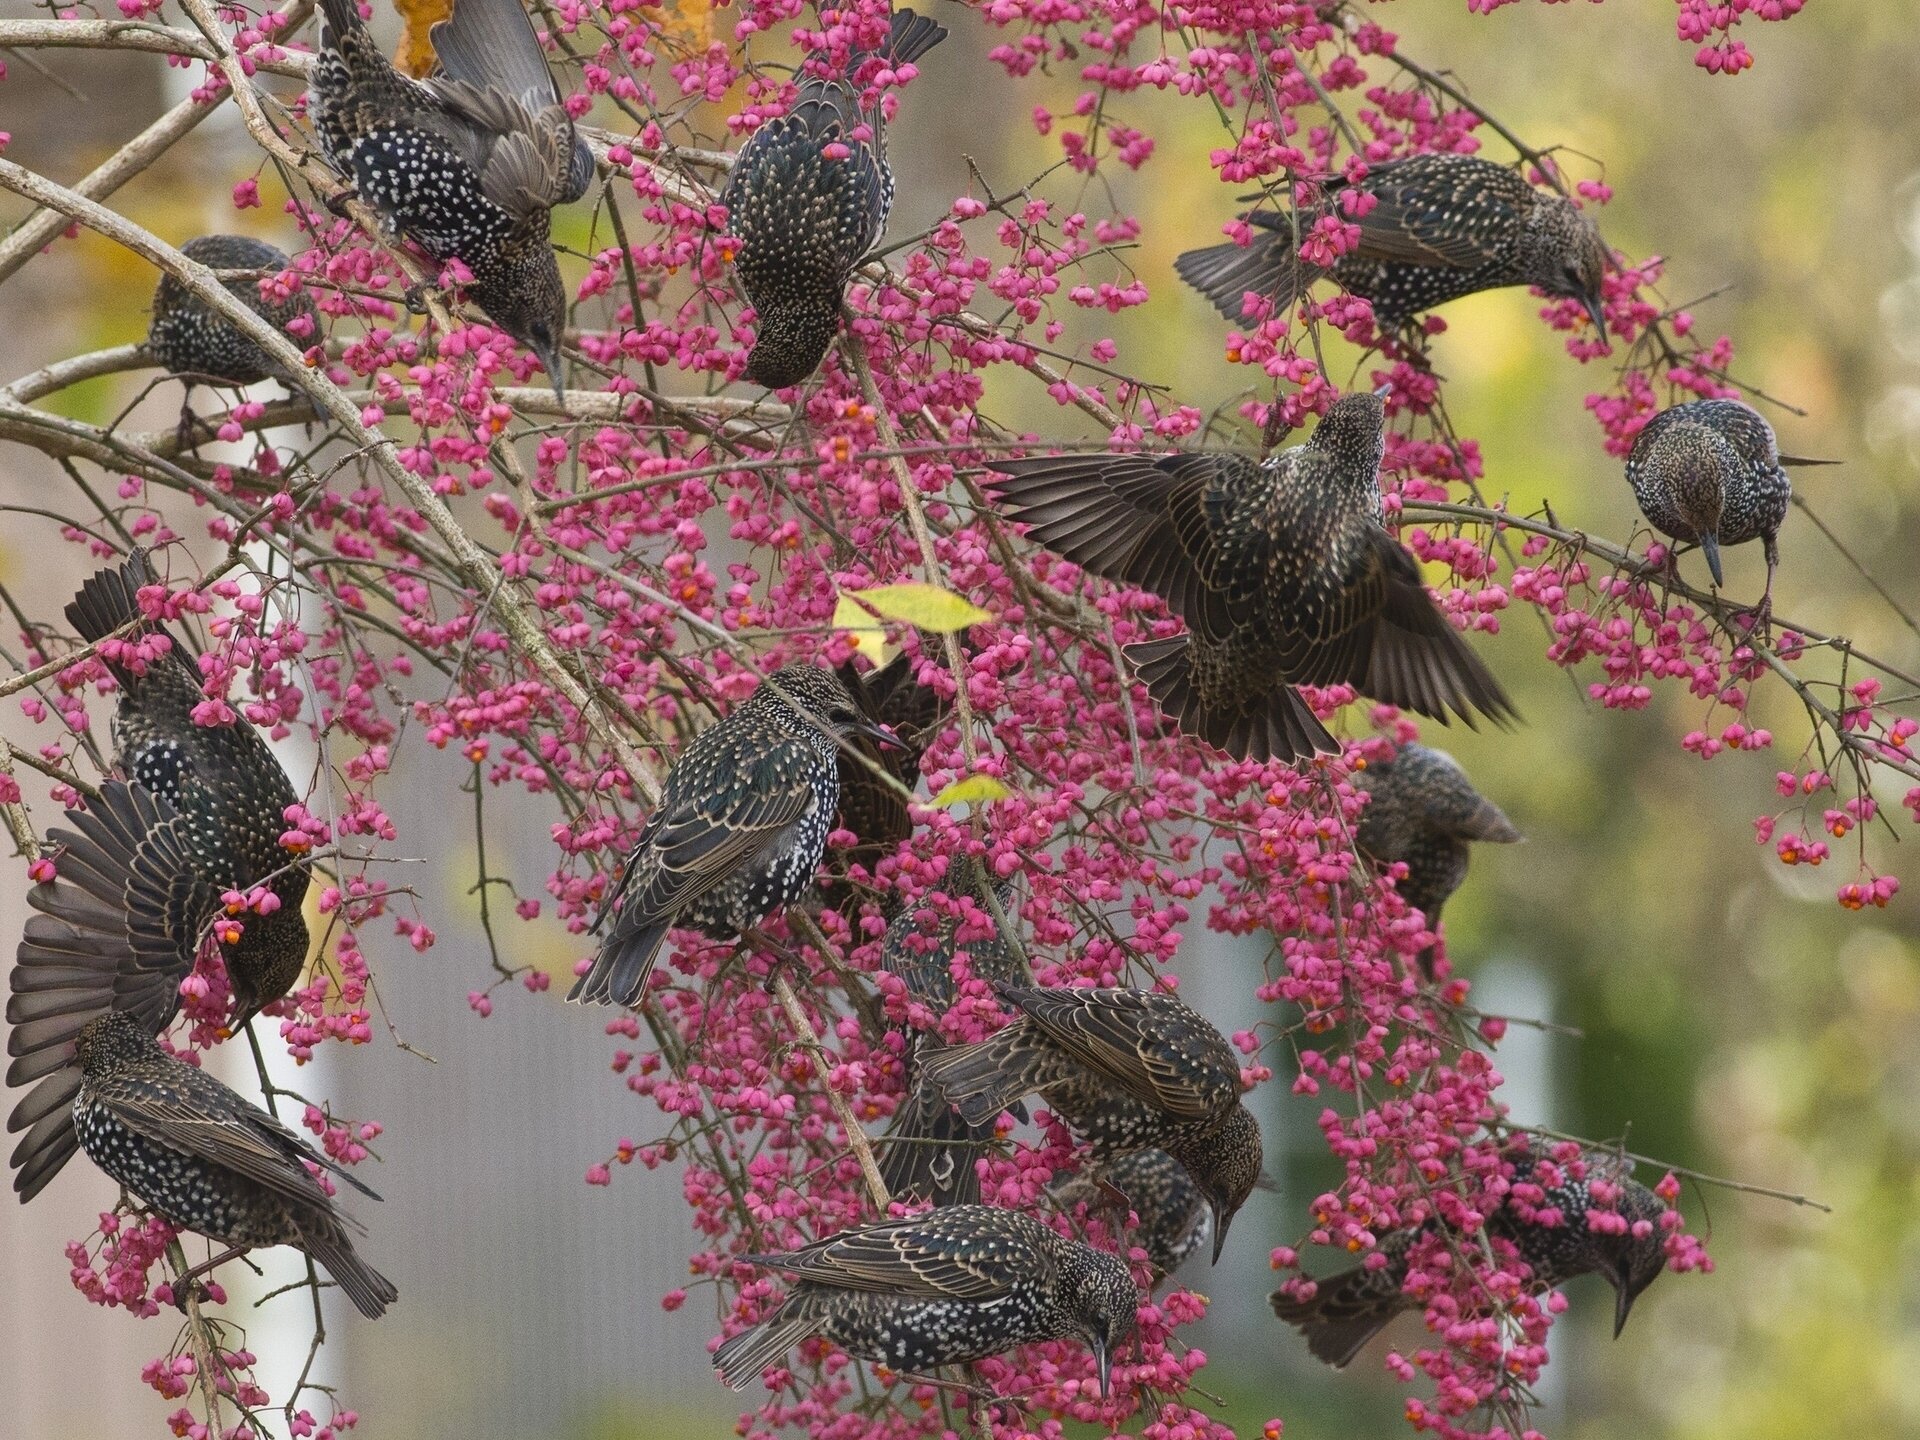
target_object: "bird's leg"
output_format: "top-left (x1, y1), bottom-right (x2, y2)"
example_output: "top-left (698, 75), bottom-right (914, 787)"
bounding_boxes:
top-left (169, 1244), bottom-right (259, 1311)
top-left (402, 284), bottom-right (433, 316)
top-left (890, 1367), bottom-right (1014, 1431)
top-left (174, 381), bottom-right (202, 453)
top-left (1741, 537), bottom-right (1780, 637)
top-left (322, 184), bottom-right (359, 220)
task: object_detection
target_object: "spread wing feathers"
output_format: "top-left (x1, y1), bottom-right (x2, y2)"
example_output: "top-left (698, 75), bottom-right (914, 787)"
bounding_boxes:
top-left (877, 1070), bottom-right (988, 1208)
top-left (745, 1213), bottom-right (1043, 1300)
top-left (1348, 160), bottom-right (1525, 269)
top-left (1000, 985), bottom-right (1238, 1120)
top-left (1358, 536), bottom-right (1516, 728)
top-left (1175, 211), bottom-right (1317, 321)
top-left (713, 1312), bottom-right (824, 1391)
top-left (8, 1070), bottom-right (82, 1201)
top-left (986, 455), bottom-right (1242, 640)
top-left (429, 0), bottom-right (559, 111)
top-left (66, 549), bottom-right (197, 688)
top-left (1124, 635), bottom-right (1338, 765)
top-left (914, 1019), bottom-right (1072, 1128)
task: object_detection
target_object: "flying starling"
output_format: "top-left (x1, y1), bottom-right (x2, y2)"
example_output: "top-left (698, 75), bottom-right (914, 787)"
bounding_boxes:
top-left (1624, 398), bottom-right (1830, 626)
top-left (721, 8), bottom-right (948, 388)
top-left (1355, 743), bottom-right (1522, 980)
top-left (987, 391), bottom-right (1515, 764)
top-left (1271, 1142), bottom-right (1668, 1368)
top-left (713, 1205), bottom-right (1139, 1395)
top-left (71, 1011), bottom-right (396, 1319)
top-left (148, 235), bottom-right (317, 429)
top-left (876, 858), bottom-right (1026, 1207)
top-left (1176, 153), bottom-right (1609, 336)
top-left (1053, 1148), bottom-right (1211, 1284)
top-left (917, 982), bottom-right (1263, 1264)
top-left (311, 0), bottom-right (593, 394)
top-left (569, 662), bottom-right (899, 1009)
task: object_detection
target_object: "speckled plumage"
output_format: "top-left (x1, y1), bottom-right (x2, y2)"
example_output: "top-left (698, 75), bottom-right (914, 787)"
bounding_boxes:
top-left (147, 235), bottom-right (316, 387)
top-left (1356, 743), bottom-right (1522, 979)
top-left (1054, 1148), bottom-right (1210, 1283)
top-left (1176, 154), bottom-right (1609, 335)
top-left (987, 393), bottom-right (1515, 764)
top-left (71, 1012), bottom-right (395, 1318)
top-left (722, 8), bottom-right (947, 388)
top-left (713, 1206), bottom-right (1139, 1394)
top-left (876, 858), bottom-right (1025, 1207)
top-left (570, 663), bottom-right (893, 1008)
top-left (311, 0), bottom-right (588, 393)
top-left (7, 555), bottom-right (309, 1202)
top-left (917, 983), bottom-right (1262, 1264)
top-left (1626, 399), bottom-right (1795, 618)
top-left (1271, 1141), bottom-right (1667, 1368)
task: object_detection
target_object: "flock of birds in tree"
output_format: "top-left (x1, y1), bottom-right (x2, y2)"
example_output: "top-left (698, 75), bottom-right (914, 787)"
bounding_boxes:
top-left (4, 0), bottom-right (1829, 1410)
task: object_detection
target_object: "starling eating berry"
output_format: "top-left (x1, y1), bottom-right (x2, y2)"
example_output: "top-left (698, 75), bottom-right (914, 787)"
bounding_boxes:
top-left (569, 663), bottom-right (899, 1009)
top-left (876, 857), bottom-right (1026, 1207)
top-left (148, 235), bottom-right (317, 393)
top-left (8, 555), bottom-right (311, 1201)
top-left (71, 1011), bottom-right (396, 1319)
top-left (1625, 398), bottom-right (1826, 626)
top-left (987, 391), bottom-right (1515, 764)
top-left (721, 8), bottom-right (948, 388)
top-left (311, 0), bottom-right (592, 394)
top-left (1053, 1148), bottom-right (1210, 1284)
top-left (1176, 153), bottom-right (1609, 336)
top-left (1271, 1141), bottom-right (1668, 1368)
top-left (917, 982), bottom-right (1263, 1263)
top-left (713, 1205), bottom-right (1139, 1395)
top-left (1355, 742), bottom-right (1522, 979)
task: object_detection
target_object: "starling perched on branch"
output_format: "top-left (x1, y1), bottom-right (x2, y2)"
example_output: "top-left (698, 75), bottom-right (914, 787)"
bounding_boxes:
top-left (569, 663), bottom-right (899, 1009)
top-left (1271, 1142), bottom-right (1667, 1368)
top-left (1625, 398), bottom-right (1828, 626)
top-left (713, 1205), bottom-right (1139, 1395)
top-left (148, 235), bottom-right (317, 402)
top-left (722, 8), bottom-right (948, 388)
top-left (72, 1011), bottom-right (396, 1319)
top-left (987, 391), bottom-right (1515, 764)
top-left (876, 858), bottom-right (1026, 1207)
top-left (1355, 743), bottom-right (1522, 979)
top-left (8, 555), bottom-right (311, 1201)
top-left (1053, 1148), bottom-right (1210, 1283)
top-left (311, 0), bottom-right (592, 394)
top-left (917, 983), bottom-right (1263, 1263)
top-left (1176, 154), bottom-right (1609, 336)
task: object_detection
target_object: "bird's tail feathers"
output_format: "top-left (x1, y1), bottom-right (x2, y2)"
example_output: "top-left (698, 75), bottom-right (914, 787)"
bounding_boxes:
top-left (878, 1077), bottom-right (989, 1207)
top-left (318, 0), bottom-right (368, 39)
top-left (878, 8), bottom-right (949, 66)
top-left (567, 917), bottom-right (671, 1008)
top-left (1175, 214), bottom-right (1317, 323)
top-left (304, 1226), bottom-right (398, 1319)
top-left (430, 0), bottom-right (556, 104)
top-left (714, 1311), bottom-right (822, 1390)
top-left (1125, 637), bottom-right (1337, 765)
top-left (913, 1022), bottom-right (1046, 1128)
top-left (1271, 1276), bottom-right (1404, 1369)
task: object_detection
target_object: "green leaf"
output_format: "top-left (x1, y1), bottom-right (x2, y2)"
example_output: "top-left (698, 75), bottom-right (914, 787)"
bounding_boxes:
top-left (929, 774), bottom-right (1012, 808)
top-left (849, 582), bottom-right (992, 633)
top-left (830, 593), bottom-right (893, 666)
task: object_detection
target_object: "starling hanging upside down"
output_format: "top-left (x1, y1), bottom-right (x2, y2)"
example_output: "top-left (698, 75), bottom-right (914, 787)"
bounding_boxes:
top-left (917, 982), bottom-right (1263, 1264)
top-left (1176, 153), bottom-right (1609, 337)
top-left (569, 663), bottom-right (899, 1009)
top-left (1053, 1148), bottom-right (1211, 1284)
top-left (9, 554), bottom-right (310, 1202)
top-left (1625, 398), bottom-right (1830, 627)
top-left (722, 8), bottom-right (948, 388)
top-left (713, 1205), bottom-right (1139, 1395)
top-left (987, 391), bottom-right (1515, 764)
top-left (1271, 1141), bottom-right (1667, 1368)
top-left (72, 1011), bottom-right (396, 1319)
top-left (311, 0), bottom-right (593, 394)
top-left (1355, 743), bottom-right (1522, 980)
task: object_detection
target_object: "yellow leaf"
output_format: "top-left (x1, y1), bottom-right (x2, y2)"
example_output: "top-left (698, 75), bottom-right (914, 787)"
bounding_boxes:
top-left (392, 0), bottom-right (451, 79)
top-left (655, 0), bottom-right (715, 49)
top-left (830, 593), bottom-right (893, 667)
top-left (929, 775), bottom-right (1011, 808)
top-left (849, 583), bottom-right (992, 634)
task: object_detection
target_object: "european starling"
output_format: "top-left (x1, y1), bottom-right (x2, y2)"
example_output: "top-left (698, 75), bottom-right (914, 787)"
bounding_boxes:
top-left (1176, 154), bottom-right (1609, 336)
top-left (148, 235), bottom-right (317, 389)
top-left (987, 392), bottom-right (1515, 764)
top-left (1271, 1141), bottom-right (1667, 1368)
top-left (821, 651), bottom-right (948, 917)
top-left (1625, 398), bottom-right (1819, 625)
top-left (712, 1205), bottom-right (1139, 1395)
top-left (569, 662), bottom-right (899, 1008)
top-left (8, 554), bottom-right (311, 1201)
top-left (917, 982), bottom-right (1263, 1263)
top-left (311, 0), bottom-right (591, 394)
top-left (876, 858), bottom-right (1026, 1207)
top-left (1355, 742), bottom-right (1522, 979)
top-left (1053, 1148), bottom-right (1210, 1283)
top-left (721, 8), bottom-right (948, 388)
top-left (72, 1011), bottom-right (396, 1319)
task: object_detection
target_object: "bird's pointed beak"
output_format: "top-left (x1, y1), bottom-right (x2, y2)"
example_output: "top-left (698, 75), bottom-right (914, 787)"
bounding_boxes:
top-left (1583, 294), bottom-right (1608, 341)
top-left (851, 716), bottom-right (903, 750)
top-left (1372, 382), bottom-right (1392, 399)
top-left (1699, 532), bottom-right (1725, 587)
top-left (538, 342), bottom-right (566, 401)
top-left (1613, 1278), bottom-right (1637, 1339)
top-left (1209, 1198), bottom-right (1232, 1264)
top-left (1092, 1335), bottom-right (1112, 1398)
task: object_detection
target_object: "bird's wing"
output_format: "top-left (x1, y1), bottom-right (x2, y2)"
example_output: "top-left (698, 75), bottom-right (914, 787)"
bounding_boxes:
top-left (1004, 985), bottom-right (1234, 1120)
top-left (986, 454), bottom-right (1246, 641)
top-left (749, 1215), bottom-right (1039, 1299)
top-left (1350, 159), bottom-right (1527, 270)
top-left (416, 80), bottom-right (573, 217)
